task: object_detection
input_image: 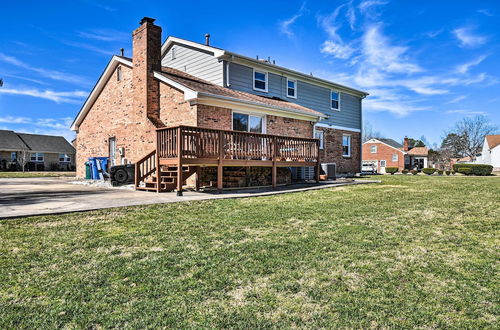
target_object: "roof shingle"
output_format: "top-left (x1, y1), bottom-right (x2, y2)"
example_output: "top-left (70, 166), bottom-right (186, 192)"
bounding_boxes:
top-left (486, 135), bottom-right (500, 149)
top-left (0, 130), bottom-right (28, 151)
top-left (16, 133), bottom-right (75, 154)
top-left (157, 67), bottom-right (324, 118)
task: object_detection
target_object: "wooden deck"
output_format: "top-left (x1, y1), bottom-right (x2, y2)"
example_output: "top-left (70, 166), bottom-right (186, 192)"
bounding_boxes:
top-left (136, 125), bottom-right (320, 194)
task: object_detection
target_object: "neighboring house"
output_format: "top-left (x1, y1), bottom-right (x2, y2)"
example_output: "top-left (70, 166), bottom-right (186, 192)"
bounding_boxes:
top-left (474, 135), bottom-right (500, 170)
top-left (362, 137), bottom-right (429, 173)
top-left (0, 130), bottom-right (75, 171)
top-left (71, 17), bottom-right (368, 193)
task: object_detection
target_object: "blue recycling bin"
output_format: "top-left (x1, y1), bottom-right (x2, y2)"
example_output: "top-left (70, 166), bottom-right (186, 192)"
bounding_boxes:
top-left (88, 157), bottom-right (109, 180)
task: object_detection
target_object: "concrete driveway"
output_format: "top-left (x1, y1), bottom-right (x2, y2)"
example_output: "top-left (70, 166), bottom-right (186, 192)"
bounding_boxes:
top-left (0, 177), bottom-right (377, 219)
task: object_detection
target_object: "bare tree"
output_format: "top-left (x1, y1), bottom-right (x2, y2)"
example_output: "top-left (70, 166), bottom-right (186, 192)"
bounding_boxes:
top-left (446, 115), bottom-right (498, 161)
top-left (362, 120), bottom-right (383, 142)
top-left (17, 149), bottom-right (30, 172)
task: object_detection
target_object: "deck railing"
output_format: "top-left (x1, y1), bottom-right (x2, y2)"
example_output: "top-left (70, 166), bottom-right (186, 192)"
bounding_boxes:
top-left (157, 125), bottom-right (319, 163)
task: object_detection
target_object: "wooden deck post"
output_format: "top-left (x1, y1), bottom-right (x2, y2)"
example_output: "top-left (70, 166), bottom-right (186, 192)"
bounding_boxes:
top-left (272, 136), bottom-right (277, 189)
top-left (217, 130), bottom-right (224, 190)
top-left (176, 127), bottom-right (183, 196)
top-left (195, 166), bottom-right (201, 191)
top-left (316, 141), bottom-right (321, 183)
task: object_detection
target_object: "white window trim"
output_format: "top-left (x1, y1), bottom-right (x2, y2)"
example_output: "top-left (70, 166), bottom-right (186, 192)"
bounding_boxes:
top-left (59, 153), bottom-right (71, 162)
top-left (371, 145), bottom-right (377, 153)
top-left (286, 77), bottom-right (297, 99)
top-left (231, 110), bottom-right (267, 134)
top-left (342, 134), bottom-right (351, 157)
top-left (253, 68), bottom-right (268, 92)
top-left (330, 90), bottom-right (341, 111)
top-left (314, 127), bottom-right (324, 149)
top-left (171, 46), bottom-right (176, 60)
top-left (392, 153), bottom-right (398, 162)
top-left (380, 160), bottom-right (386, 167)
top-left (31, 152), bottom-right (44, 162)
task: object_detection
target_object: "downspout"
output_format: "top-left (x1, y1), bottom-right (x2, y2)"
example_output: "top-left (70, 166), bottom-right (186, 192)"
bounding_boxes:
top-left (359, 94), bottom-right (367, 174)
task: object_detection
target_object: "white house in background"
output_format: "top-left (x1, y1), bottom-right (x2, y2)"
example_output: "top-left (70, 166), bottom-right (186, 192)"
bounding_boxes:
top-left (475, 135), bottom-right (500, 170)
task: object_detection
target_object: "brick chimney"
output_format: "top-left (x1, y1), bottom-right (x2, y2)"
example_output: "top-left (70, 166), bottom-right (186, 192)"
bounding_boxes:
top-left (403, 136), bottom-right (409, 151)
top-left (132, 17), bottom-right (162, 126)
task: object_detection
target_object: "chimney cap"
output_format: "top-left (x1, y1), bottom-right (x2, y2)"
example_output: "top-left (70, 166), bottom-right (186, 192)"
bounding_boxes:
top-left (140, 17), bottom-right (156, 25)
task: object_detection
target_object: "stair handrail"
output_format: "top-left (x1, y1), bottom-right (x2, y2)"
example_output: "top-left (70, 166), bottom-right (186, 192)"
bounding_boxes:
top-left (134, 149), bottom-right (157, 189)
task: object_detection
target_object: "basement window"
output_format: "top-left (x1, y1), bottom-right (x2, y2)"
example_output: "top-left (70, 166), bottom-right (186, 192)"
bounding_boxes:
top-left (117, 66), bottom-right (122, 81)
top-left (253, 69), bottom-right (268, 92)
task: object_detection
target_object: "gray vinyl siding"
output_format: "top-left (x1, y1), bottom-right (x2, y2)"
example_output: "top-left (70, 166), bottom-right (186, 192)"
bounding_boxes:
top-left (228, 62), bottom-right (361, 130)
top-left (162, 43), bottom-right (223, 86)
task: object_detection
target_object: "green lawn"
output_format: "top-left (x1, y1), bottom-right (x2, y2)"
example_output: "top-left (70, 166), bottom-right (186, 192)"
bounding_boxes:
top-left (0, 171), bottom-right (76, 178)
top-left (1, 176), bottom-right (498, 328)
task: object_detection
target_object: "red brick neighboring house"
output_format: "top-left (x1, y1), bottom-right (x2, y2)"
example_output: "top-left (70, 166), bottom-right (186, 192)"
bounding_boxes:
top-left (362, 137), bottom-right (429, 173)
top-left (71, 18), bottom-right (367, 193)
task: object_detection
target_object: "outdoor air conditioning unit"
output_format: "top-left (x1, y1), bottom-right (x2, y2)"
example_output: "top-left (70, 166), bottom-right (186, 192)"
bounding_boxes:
top-left (321, 163), bottom-right (337, 180)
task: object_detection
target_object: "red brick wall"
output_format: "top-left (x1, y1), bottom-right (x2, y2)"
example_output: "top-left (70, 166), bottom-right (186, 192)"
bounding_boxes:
top-left (267, 115), bottom-right (313, 138)
top-left (197, 104), bottom-right (232, 129)
top-left (159, 83), bottom-right (197, 126)
top-left (317, 127), bottom-right (361, 173)
top-left (362, 141), bottom-right (405, 171)
top-left (75, 64), bottom-right (157, 177)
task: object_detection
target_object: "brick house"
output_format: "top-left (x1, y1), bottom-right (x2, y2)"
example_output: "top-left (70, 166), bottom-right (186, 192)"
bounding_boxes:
top-left (0, 129), bottom-right (75, 171)
top-left (362, 137), bottom-right (429, 173)
top-left (71, 17), bottom-right (368, 193)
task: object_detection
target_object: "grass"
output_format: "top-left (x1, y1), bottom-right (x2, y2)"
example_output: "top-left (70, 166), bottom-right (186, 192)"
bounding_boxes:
top-left (0, 176), bottom-right (498, 328)
top-left (0, 171), bottom-right (76, 178)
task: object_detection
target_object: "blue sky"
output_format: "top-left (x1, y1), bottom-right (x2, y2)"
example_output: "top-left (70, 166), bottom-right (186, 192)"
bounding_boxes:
top-left (0, 0), bottom-right (498, 146)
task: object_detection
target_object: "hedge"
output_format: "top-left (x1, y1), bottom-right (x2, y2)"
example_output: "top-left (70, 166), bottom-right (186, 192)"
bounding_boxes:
top-left (446, 170), bottom-right (451, 176)
top-left (402, 169), bottom-right (409, 174)
top-left (453, 164), bottom-right (493, 176)
top-left (385, 167), bottom-right (398, 175)
top-left (422, 168), bottom-right (436, 175)
top-left (410, 170), bottom-right (418, 175)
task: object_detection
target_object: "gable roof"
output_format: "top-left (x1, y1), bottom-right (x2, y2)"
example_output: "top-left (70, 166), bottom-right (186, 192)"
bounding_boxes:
top-left (377, 138), bottom-right (403, 149)
top-left (407, 146), bottom-right (429, 156)
top-left (155, 67), bottom-right (324, 120)
top-left (486, 135), bottom-right (500, 149)
top-left (0, 130), bottom-right (28, 151)
top-left (161, 36), bottom-right (369, 98)
top-left (16, 133), bottom-right (75, 153)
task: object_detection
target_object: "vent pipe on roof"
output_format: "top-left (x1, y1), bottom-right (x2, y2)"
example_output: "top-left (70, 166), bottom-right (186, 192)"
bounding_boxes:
top-left (120, 48), bottom-right (124, 56)
top-left (205, 33), bottom-right (210, 46)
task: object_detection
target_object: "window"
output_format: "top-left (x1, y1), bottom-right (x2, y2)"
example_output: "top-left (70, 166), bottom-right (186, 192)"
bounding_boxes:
top-left (253, 69), bottom-right (267, 92)
top-left (342, 135), bottom-right (351, 157)
top-left (331, 90), bottom-right (340, 110)
top-left (59, 154), bottom-right (71, 162)
top-left (392, 153), bottom-right (398, 162)
top-left (117, 66), bottom-right (122, 81)
top-left (380, 160), bottom-right (386, 167)
top-left (30, 152), bottom-right (44, 162)
top-left (11, 152), bottom-right (17, 161)
top-left (315, 130), bottom-right (324, 149)
top-left (371, 145), bottom-right (377, 153)
top-left (171, 47), bottom-right (176, 60)
top-left (232, 112), bottom-right (264, 133)
top-left (287, 78), bottom-right (297, 98)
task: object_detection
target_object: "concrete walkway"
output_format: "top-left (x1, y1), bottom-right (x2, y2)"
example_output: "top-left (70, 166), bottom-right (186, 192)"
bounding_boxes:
top-left (0, 177), bottom-right (378, 219)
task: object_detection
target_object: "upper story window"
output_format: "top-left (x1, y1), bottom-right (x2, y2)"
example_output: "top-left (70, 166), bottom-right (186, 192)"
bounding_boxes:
top-left (342, 135), bottom-right (351, 157)
top-left (314, 129), bottom-right (324, 149)
top-left (117, 66), bottom-right (122, 81)
top-left (287, 78), bottom-right (297, 98)
top-left (392, 153), bottom-right (398, 162)
top-left (30, 152), bottom-right (44, 162)
top-left (253, 69), bottom-right (268, 92)
top-left (371, 145), bottom-right (377, 153)
top-left (233, 112), bottom-right (264, 133)
top-left (331, 90), bottom-right (340, 110)
top-left (59, 154), bottom-right (71, 162)
top-left (171, 47), bottom-right (176, 60)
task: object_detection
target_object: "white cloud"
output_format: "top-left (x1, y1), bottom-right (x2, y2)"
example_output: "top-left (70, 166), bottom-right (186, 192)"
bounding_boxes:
top-left (362, 25), bottom-right (422, 74)
top-left (0, 116), bottom-right (75, 141)
top-left (320, 40), bottom-right (355, 59)
top-left (78, 29), bottom-right (129, 42)
top-left (358, 0), bottom-right (388, 16)
top-left (447, 95), bottom-right (467, 104)
top-left (455, 55), bottom-right (488, 74)
top-left (453, 27), bottom-right (488, 47)
top-left (446, 109), bottom-right (485, 115)
top-left (279, 3), bottom-right (307, 38)
top-left (0, 87), bottom-right (87, 104)
top-left (0, 52), bottom-right (90, 85)
top-left (477, 9), bottom-right (493, 16)
top-left (0, 115), bottom-right (31, 124)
